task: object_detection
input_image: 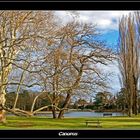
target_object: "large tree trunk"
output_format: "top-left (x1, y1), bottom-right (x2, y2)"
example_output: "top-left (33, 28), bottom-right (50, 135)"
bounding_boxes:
top-left (52, 109), bottom-right (57, 119)
top-left (0, 94), bottom-right (6, 123)
top-left (128, 107), bottom-right (133, 117)
top-left (58, 93), bottom-right (71, 119)
top-left (52, 104), bottom-right (57, 119)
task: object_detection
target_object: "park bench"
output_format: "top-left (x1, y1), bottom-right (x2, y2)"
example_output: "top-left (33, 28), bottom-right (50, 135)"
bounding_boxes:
top-left (85, 120), bottom-right (102, 127)
top-left (103, 113), bottom-right (112, 117)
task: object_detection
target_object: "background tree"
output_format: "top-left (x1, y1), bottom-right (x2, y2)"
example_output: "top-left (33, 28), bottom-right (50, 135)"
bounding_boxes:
top-left (94, 91), bottom-right (112, 110)
top-left (116, 88), bottom-right (128, 111)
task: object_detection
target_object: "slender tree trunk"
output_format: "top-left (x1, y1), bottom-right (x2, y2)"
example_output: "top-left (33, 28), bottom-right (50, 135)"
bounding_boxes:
top-left (133, 85), bottom-right (138, 115)
top-left (58, 93), bottom-right (71, 119)
top-left (128, 90), bottom-right (133, 117)
top-left (52, 48), bottom-right (61, 119)
top-left (135, 85), bottom-right (138, 115)
top-left (136, 96), bottom-right (138, 115)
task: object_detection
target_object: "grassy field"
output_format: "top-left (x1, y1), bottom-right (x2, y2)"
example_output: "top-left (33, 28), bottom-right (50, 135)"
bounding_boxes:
top-left (1, 116), bottom-right (140, 129)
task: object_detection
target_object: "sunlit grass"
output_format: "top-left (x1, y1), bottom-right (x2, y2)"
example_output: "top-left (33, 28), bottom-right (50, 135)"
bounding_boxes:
top-left (1, 115), bottom-right (140, 129)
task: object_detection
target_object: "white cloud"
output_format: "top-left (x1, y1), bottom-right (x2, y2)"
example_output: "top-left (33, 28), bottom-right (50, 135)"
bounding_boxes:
top-left (104, 60), bottom-right (121, 93)
top-left (55, 11), bottom-right (134, 32)
top-left (77, 11), bottom-right (132, 30)
top-left (96, 59), bottom-right (122, 94)
top-left (98, 19), bottom-right (112, 28)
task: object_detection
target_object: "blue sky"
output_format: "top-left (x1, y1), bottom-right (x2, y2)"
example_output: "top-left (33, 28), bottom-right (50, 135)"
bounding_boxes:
top-left (99, 30), bottom-right (119, 51)
top-left (55, 11), bottom-right (132, 51)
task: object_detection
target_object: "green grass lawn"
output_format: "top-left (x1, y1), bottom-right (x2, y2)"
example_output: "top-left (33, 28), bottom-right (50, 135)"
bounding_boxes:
top-left (1, 116), bottom-right (140, 129)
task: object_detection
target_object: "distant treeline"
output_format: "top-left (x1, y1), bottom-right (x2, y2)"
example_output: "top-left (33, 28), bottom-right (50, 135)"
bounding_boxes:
top-left (6, 89), bottom-right (140, 113)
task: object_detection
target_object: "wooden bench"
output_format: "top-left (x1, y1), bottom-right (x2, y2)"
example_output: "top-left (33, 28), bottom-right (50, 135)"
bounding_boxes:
top-left (85, 120), bottom-right (102, 127)
top-left (103, 113), bottom-right (112, 117)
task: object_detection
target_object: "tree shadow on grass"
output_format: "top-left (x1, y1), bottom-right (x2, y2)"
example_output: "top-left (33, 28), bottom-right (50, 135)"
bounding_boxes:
top-left (4, 122), bottom-right (34, 128)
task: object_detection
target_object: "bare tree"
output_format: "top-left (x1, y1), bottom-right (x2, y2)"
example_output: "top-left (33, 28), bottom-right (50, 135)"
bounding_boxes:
top-left (0, 12), bottom-right (114, 121)
top-left (32, 21), bottom-right (113, 119)
top-left (0, 11), bottom-right (56, 122)
top-left (118, 12), bottom-right (140, 116)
